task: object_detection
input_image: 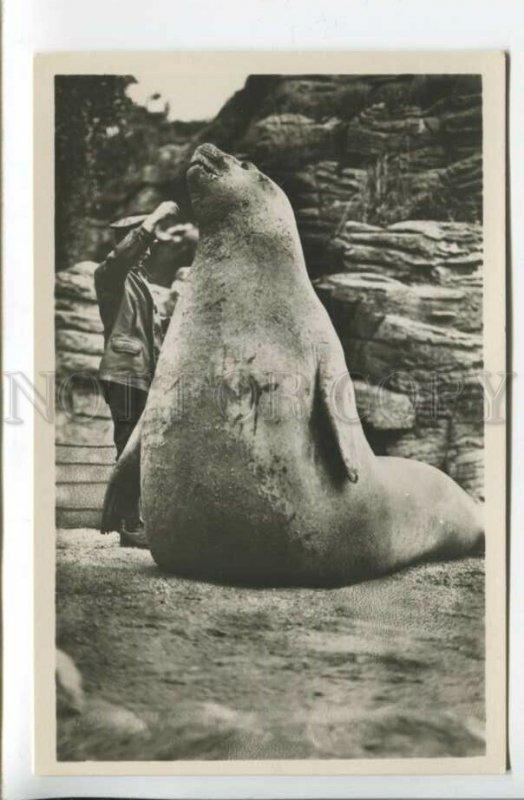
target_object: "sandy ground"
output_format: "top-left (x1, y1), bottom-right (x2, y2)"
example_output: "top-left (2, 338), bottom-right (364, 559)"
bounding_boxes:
top-left (56, 529), bottom-right (485, 761)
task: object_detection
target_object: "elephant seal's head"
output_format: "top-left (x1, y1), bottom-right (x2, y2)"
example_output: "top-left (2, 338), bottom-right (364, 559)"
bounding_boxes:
top-left (186, 144), bottom-right (303, 262)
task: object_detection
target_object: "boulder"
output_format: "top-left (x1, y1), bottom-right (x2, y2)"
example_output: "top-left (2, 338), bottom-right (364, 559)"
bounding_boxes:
top-left (315, 272), bottom-right (481, 334)
top-left (56, 328), bottom-right (104, 357)
top-left (243, 113), bottom-right (343, 167)
top-left (56, 349), bottom-right (101, 376)
top-left (256, 76), bottom-right (373, 122)
top-left (330, 220), bottom-right (483, 284)
top-left (55, 305), bottom-right (104, 335)
top-left (55, 267), bottom-right (98, 304)
top-left (353, 380), bottom-right (415, 431)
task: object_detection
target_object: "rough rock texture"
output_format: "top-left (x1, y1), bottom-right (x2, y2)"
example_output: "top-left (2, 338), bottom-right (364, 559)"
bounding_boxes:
top-left (315, 219), bottom-right (483, 499)
top-left (55, 75), bottom-right (484, 526)
top-left (201, 74), bottom-right (482, 276)
top-left (56, 530), bottom-right (485, 761)
top-left (55, 261), bottom-right (112, 527)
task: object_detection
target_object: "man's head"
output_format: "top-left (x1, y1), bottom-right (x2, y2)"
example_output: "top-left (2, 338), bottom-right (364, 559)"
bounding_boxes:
top-left (109, 204), bottom-right (198, 287)
top-left (145, 223), bottom-right (199, 287)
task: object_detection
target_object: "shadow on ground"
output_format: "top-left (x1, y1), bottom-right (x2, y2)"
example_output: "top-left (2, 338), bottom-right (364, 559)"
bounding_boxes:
top-left (56, 529), bottom-right (485, 761)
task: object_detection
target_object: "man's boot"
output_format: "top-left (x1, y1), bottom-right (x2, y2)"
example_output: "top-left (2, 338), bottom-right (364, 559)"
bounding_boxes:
top-left (120, 514), bottom-right (149, 549)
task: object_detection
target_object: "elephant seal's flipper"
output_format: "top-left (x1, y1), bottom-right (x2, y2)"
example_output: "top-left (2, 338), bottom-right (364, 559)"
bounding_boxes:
top-left (317, 351), bottom-right (360, 484)
top-left (100, 415), bottom-right (142, 534)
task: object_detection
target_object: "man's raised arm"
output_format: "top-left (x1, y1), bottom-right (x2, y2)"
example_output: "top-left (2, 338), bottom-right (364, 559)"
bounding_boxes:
top-left (94, 201), bottom-right (179, 338)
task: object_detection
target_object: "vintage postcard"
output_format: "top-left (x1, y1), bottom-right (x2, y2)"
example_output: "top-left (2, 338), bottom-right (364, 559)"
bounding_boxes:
top-left (33, 50), bottom-right (506, 775)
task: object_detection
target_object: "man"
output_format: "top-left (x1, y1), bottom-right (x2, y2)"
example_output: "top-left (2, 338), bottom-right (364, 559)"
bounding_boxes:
top-left (95, 200), bottom-right (181, 547)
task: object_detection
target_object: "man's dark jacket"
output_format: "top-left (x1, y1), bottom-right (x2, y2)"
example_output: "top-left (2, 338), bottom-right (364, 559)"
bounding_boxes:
top-left (94, 225), bottom-right (159, 394)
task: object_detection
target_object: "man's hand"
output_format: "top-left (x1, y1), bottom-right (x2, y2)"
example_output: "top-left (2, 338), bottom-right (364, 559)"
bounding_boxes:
top-left (155, 222), bottom-right (199, 245)
top-left (142, 201), bottom-right (180, 233)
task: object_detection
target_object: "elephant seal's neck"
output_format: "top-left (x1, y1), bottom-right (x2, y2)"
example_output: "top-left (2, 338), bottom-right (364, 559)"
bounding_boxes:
top-left (192, 218), bottom-right (310, 292)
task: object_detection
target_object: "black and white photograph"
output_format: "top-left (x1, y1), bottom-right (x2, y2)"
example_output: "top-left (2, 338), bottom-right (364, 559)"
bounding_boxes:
top-left (32, 51), bottom-right (506, 773)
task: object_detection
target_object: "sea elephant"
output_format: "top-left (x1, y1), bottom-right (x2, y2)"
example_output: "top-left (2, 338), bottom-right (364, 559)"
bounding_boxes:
top-left (102, 143), bottom-right (483, 587)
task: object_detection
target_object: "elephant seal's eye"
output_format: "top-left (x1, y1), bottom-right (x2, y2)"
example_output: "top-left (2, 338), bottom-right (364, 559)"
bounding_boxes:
top-left (241, 162), bottom-right (253, 170)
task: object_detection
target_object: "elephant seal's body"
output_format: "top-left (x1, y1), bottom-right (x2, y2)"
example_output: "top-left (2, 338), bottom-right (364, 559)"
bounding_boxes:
top-left (102, 143), bottom-right (483, 586)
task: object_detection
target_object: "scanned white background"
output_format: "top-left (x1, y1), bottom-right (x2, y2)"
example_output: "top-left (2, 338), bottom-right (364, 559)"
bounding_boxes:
top-left (2, 0), bottom-right (523, 798)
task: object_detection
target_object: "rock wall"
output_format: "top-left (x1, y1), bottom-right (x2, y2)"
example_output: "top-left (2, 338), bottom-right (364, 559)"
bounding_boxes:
top-left (56, 74), bottom-right (484, 527)
top-left (314, 220), bottom-right (483, 499)
top-left (55, 261), bottom-right (114, 528)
